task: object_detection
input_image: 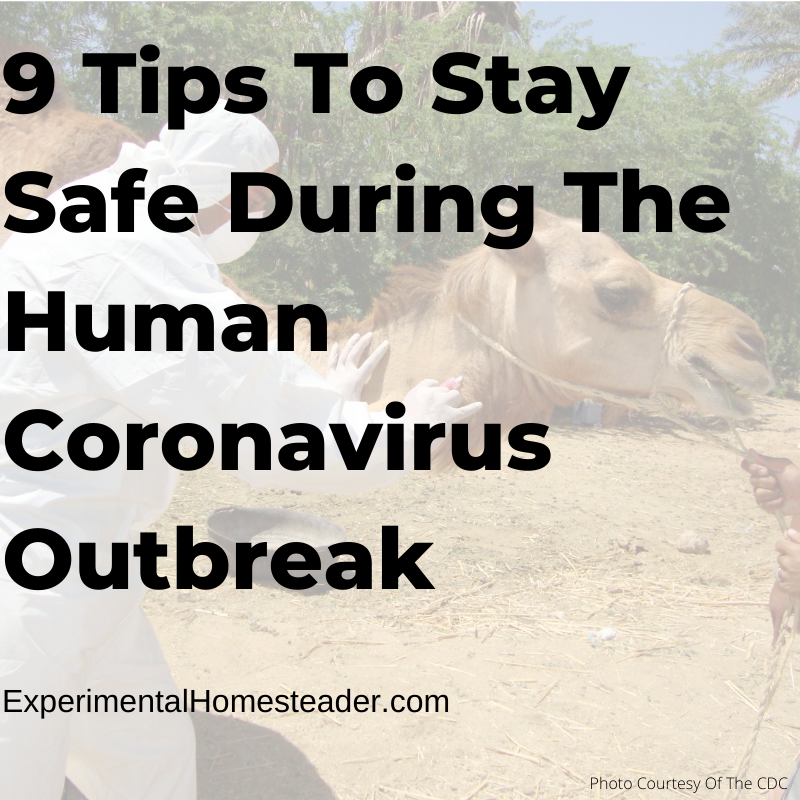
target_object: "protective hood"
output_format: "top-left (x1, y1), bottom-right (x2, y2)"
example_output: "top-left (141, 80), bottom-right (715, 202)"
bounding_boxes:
top-left (108, 100), bottom-right (280, 209)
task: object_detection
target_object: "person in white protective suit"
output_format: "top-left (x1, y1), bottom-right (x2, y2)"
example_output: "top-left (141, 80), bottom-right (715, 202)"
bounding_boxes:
top-left (0, 102), bottom-right (480, 800)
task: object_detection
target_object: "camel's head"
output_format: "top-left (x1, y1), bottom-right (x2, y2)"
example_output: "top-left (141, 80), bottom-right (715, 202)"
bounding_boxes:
top-left (475, 208), bottom-right (773, 417)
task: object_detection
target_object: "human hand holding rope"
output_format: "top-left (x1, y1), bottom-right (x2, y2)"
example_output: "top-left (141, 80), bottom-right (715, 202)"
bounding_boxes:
top-left (740, 450), bottom-right (800, 642)
top-left (742, 449), bottom-right (800, 516)
top-left (719, 449), bottom-right (800, 800)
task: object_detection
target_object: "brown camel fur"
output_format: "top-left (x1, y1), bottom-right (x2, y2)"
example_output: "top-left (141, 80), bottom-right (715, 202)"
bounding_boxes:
top-left (0, 42), bottom-right (142, 248)
top-left (275, 209), bottom-right (773, 432)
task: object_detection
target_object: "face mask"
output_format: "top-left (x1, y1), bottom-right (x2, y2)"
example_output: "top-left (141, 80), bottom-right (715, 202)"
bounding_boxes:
top-left (200, 211), bottom-right (265, 265)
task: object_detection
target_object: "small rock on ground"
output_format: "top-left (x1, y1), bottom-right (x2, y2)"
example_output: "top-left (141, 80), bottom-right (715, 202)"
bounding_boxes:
top-left (676, 530), bottom-right (709, 554)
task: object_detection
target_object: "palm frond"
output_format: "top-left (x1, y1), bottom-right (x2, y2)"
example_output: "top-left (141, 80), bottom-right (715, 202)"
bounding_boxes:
top-left (723, 1), bottom-right (800, 148)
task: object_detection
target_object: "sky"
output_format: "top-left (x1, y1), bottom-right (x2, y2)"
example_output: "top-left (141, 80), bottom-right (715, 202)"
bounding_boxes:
top-left (522, 1), bottom-right (800, 124)
top-left (321, 1), bottom-right (800, 132)
top-left (523, 1), bottom-right (731, 59)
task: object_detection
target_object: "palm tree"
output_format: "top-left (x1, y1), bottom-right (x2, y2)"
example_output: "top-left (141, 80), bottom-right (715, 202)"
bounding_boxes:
top-left (723, 1), bottom-right (800, 150)
top-left (355, 1), bottom-right (523, 63)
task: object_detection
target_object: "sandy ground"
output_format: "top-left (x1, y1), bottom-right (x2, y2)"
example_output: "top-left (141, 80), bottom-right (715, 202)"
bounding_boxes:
top-left (68, 397), bottom-right (800, 800)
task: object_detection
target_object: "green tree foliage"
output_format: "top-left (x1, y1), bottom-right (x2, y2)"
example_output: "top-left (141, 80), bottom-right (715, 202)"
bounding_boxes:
top-left (3, 2), bottom-right (800, 383)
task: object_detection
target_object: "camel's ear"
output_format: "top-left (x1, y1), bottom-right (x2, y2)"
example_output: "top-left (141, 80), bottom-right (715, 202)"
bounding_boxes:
top-left (482, 203), bottom-right (554, 275)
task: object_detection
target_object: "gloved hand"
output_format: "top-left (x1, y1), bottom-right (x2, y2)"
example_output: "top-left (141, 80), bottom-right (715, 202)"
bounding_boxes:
top-left (402, 378), bottom-right (482, 427)
top-left (326, 333), bottom-right (389, 403)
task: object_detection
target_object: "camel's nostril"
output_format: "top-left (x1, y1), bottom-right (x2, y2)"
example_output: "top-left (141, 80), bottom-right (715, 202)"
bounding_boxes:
top-left (690, 356), bottom-right (722, 384)
top-left (734, 329), bottom-right (767, 362)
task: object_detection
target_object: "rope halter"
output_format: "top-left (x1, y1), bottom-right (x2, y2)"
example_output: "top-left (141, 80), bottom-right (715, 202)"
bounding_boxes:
top-left (456, 282), bottom-right (696, 418)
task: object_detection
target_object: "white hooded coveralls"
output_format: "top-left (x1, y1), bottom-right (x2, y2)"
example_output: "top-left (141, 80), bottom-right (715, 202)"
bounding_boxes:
top-left (0, 105), bottom-right (406, 800)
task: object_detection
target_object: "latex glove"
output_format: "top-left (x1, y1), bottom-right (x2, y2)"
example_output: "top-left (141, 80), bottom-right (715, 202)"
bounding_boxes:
top-left (402, 378), bottom-right (482, 427)
top-left (741, 449), bottom-right (800, 516)
top-left (326, 333), bottom-right (389, 403)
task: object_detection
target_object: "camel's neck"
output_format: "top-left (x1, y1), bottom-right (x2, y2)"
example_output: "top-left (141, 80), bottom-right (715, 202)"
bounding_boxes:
top-left (255, 258), bottom-right (569, 425)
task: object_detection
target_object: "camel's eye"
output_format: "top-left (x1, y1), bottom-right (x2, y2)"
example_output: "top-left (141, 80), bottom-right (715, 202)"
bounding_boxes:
top-left (596, 285), bottom-right (638, 314)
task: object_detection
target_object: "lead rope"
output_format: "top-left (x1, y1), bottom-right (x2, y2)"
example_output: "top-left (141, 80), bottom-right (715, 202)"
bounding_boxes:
top-left (456, 284), bottom-right (796, 797)
top-left (726, 420), bottom-right (797, 800)
top-left (456, 284), bottom-right (746, 457)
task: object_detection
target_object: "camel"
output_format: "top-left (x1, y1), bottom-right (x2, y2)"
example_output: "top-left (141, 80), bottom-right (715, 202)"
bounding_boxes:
top-left (0, 42), bottom-right (142, 248)
top-left (1, 52), bottom-right (774, 432)
top-left (279, 207), bottom-right (774, 431)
